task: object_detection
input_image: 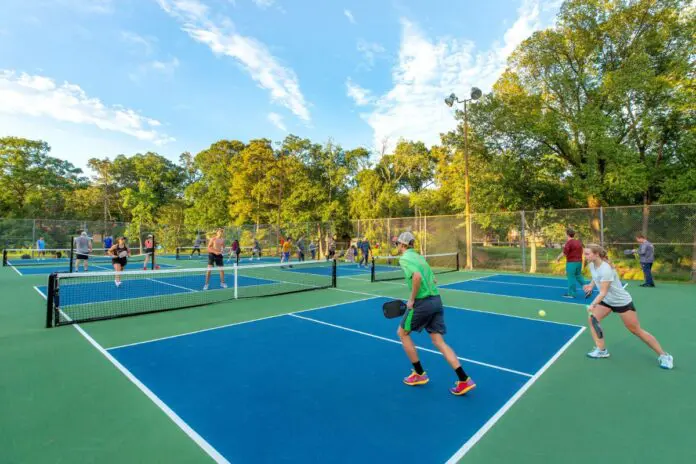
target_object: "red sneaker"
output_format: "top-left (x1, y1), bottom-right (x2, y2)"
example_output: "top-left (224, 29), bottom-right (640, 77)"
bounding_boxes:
top-left (450, 378), bottom-right (476, 396)
top-left (403, 370), bottom-right (429, 386)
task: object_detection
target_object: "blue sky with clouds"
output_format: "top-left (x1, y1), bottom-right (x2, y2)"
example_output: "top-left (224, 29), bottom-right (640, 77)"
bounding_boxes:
top-left (0, 0), bottom-right (561, 171)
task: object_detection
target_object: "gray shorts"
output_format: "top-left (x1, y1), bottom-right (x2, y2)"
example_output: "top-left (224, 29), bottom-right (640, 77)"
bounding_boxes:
top-left (400, 295), bottom-right (446, 334)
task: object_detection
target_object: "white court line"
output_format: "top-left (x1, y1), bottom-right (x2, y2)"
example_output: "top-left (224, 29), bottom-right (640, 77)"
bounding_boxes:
top-left (330, 287), bottom-right (584, 329)
top-left (107, 295), bottom-right (380, 351)
top-left (34, 282), bottom-right (230, 461)
top-left (440, 284), bottom-right (588, 306)
top-left (289, 313), bottom-right (533, 378)
top-left (9, 263), bottom-right (22, 275)
top-left (147, 278), bottom-right (198, 293)
top-left (445, 326), bottom-right (586, 463)
top-left (33, 285), bottom-right (47, 299)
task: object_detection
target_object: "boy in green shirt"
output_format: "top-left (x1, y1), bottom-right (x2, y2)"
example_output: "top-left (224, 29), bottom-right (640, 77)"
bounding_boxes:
top-left (395, 232), bottom-right (476, 396)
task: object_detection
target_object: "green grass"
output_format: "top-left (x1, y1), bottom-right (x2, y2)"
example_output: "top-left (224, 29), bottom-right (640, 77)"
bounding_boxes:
top-left (1, 257), bottom-right (695, 463)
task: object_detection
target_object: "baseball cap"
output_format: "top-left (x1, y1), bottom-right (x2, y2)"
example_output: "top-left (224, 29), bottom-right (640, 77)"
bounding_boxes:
top-left (396, 231), bottom-right (415, 245)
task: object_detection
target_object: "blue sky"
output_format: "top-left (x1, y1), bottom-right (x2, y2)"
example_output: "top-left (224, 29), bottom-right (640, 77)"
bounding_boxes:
top-left (0, 0), bottom-right (561, 171)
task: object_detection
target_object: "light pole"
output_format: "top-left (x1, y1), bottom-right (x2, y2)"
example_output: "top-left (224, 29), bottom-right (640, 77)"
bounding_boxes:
top-left (445, 87), bottom-right (482, 270)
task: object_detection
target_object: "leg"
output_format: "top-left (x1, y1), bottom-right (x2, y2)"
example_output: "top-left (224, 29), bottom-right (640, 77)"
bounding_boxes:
top-left (429, 333), bottom-right (461, 370)
top-left (574, 262), bottom-right (585, 289)
top-left (618, 310), bottom-right (665, 356)
top-left (219, 270), bottom-right (226, 287)
top-left (643, 263), bottom-right (655, 286)
top-left (397, 326), bottom-right (419, 363)
top-left (588, 304), bottom-right (613, 351)
top-left (566, 262), bottom-right (576, 295)
top-left (205, 266), bottom-right (212, 286)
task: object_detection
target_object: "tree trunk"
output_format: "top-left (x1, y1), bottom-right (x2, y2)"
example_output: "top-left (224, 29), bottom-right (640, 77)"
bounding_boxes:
top-left (529, 228), bottom-right (537, 274)
top-left (587, 195), bottom-right (601, 238)
top-left (641, 193), bottom-right (650, 237)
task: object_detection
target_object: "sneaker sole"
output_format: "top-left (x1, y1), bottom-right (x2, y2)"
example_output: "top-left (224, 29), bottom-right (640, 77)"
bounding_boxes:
top-left (403, 379), bottom-right (429, 386)
top-left (451, 383), bottom-right (476, 396)
top-left (587, 354), bottom-right (610, 359)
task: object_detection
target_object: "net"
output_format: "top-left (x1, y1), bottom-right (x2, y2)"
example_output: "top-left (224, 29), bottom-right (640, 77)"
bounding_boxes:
top-left (371, 252), bottom-right (460, 282)
top-left (176, 246), bottom-right (276, 263)
top-left (46, 259), bottom-right (337, 327)
top-left (3, 249), bottom-right (71, 267)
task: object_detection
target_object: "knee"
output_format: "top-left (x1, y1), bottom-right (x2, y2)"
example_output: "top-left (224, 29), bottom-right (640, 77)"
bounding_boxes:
top-left (397, 327), bottom-right (408, 339)
top-left (626, 323), bottom-right (641, 335)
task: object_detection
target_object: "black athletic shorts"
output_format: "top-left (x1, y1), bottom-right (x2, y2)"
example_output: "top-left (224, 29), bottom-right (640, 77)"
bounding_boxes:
top-left (598, 300), bottom-right (636, 313)
top-left (112, 257), bottom-right (127, 267)
top-left (145, 248), bottom-right (154, 254)
top-left (75, 253), bottom-right (89, 260)
top-left (208, 253), bottom-right (223, 267)
top-left (400, 295), bottom-right (446, 334)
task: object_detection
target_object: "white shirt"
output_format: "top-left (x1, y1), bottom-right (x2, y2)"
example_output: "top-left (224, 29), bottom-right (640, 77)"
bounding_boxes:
top-left (590, 261), bottom-right (632, 307)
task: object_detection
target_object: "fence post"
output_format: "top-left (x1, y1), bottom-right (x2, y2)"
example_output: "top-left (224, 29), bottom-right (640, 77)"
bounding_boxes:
top-left (520, 211), bottom-right (526, 273)
top-left (599, 206), bottom-right (605, 247)
top-left (32, 219), bottom-right (36, 247)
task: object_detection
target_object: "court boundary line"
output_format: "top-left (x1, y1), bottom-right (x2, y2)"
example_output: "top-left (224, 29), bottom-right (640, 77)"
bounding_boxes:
top-left (439, 282), bottom-right (587, 306)
top-left (106, 295), bottom-right (380, 351)
top-left (288, 313), bottom-right (533, 378)
top-left (445, 326), bottom-right (586, 463)
top-left (331, 287), bottom-right (584, 329)
top-left (33, 285), bottom-right (47, 299)
top-left (32, 288), bottom-right (230, 463)
top-left (9, 263), bottom-right (22, 275)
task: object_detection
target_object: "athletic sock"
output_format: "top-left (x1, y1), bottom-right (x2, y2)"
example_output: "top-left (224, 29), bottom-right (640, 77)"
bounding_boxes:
top-left (413, 361), bottom-right (424, 375)
top-left (455, 366), bottom-right (469, 382)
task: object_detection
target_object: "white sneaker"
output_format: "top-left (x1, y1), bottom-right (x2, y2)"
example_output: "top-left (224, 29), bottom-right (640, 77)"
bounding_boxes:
top-left (220, 282), bottom-right (227, 289)
top-left (203, 284), bottom-right (209, 290)
top-left (115, 280), bottom-right (122, 287)
top-left (658, 354), bottom-right (674, 370)
top-left (587, 347), bottom-right (610, 359)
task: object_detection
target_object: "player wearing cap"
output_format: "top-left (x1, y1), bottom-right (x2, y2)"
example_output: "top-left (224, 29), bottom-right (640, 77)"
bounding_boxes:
top-left (395, 231), bottom-right (476, 396)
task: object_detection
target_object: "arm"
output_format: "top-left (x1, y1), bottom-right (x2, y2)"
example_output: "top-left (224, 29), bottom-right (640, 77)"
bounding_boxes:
top-left (582, 278), bottom-right (596, 296)
top-left (207, 238), bottom-right (215, 254)
top-left (588, 281), bottom-right (611, 309)
top-left (556, 241), bottom-right (568, 262)
top-left (407, 272), bottom-right (422, 309)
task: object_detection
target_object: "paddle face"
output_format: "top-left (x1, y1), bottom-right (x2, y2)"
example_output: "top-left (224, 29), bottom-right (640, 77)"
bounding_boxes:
top-left (383, 300), bottom-right (407, 319)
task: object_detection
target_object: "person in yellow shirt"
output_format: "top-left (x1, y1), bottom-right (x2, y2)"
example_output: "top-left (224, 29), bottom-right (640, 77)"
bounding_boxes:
top-left (281, 237), bottom-right (293, 265)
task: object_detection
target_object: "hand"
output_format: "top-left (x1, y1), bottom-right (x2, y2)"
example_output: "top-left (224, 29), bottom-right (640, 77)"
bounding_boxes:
top-left (406, 299), bottom-right (415, 310)
top-left (582, 284), bottom-right (593, 294)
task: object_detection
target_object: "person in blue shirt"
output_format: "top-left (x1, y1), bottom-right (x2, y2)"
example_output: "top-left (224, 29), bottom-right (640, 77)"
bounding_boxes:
top-left (36, 237), bottom-right (46, 258)
top-left (103, 235), bottom-right (113, 252)
top-left (359, 238), bottom-right (371, 268)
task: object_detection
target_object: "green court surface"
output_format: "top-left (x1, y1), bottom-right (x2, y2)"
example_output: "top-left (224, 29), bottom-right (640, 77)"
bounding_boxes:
top-left (1, 256), bottom-right (695, 463)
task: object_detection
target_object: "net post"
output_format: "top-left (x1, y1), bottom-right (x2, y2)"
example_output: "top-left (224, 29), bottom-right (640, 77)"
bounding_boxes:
top-left (46, 273), bottom-right (57, 328)
top-left (332, 258), bottom-right (337, 287)
top-left (151, 234), bottom-right (156, 270)
top-left (69, 235), bottom-right (75, 273)
top-left (234, 264), bottom-right (239, 299)
top-left (2, 249), bottom-right (6, 267)
top-left (176, 247), bottom-right (180, 260)
top-left (370, 257), bottom-right (376, 282)
top-left (456, 252), bottom-right (460, 271)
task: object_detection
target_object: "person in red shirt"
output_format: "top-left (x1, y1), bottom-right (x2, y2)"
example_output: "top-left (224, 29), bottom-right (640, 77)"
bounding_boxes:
top-left (556, 228), bottom-right (585, 298)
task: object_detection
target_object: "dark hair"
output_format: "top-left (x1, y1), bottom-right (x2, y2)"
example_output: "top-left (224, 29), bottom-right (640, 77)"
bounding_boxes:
top-left (636, 233), bottom-right (646, 239)
top-left (566, 228), bottom-right (575, 238)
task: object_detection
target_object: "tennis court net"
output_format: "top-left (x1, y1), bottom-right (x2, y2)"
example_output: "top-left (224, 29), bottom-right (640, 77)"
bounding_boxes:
top-left (70, 251), bottom-right (155, 272)
top-left (3, 249), bottom-right (71, 267)
top-left (371, 252), bottom-right (460, 282)
top-left (46, 259), bottom-right (337, 327)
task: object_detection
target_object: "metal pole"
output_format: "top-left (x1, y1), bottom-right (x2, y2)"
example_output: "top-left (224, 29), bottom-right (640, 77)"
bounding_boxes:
top-left (464, 100), bottom-right (473, 270)
top-left (521, 211), bottom-right (527, 272)
top-left (599, 206), bottom-right (605, 247)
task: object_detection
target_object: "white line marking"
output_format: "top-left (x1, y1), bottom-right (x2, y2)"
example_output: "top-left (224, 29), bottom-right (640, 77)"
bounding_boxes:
top-left (289, 313), bottom-right (533, 378)
top-left (440, 284), bottom-right (588, 306)
top-left (107, 295), bottom-right (381, 351)
top-left (33, 286), bottom-right (47, 299)
top-left (9, 263), bottom-right (22, 275)
top-left (147, 278), bottom-right (198, 293)
top-left (474, 278), bottom-right (570, 290)
top-left (68, 320), bottom-right (229, 463)
top-left (445, 326), bottom-right (586, 463)
top-left (330, 287), bottom-right (584, 328)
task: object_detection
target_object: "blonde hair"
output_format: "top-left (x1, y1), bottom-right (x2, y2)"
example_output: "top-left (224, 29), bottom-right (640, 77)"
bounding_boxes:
top-left (586, 244), bottom-right (614, 268)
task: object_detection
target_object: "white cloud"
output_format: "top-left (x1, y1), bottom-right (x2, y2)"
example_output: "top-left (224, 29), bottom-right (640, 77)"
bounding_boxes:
top-left (344, 9), bottom-right (356, 24)
top-left (253, 0), bottom-right (275, 8)
top-left (357, 39), bottom-right (385, 68)
top-left (55, 0), bottom-right (114, 14)
top-left (121, 31), bottom-right (156, 55)
top-left (358, 0), bottom-right (550, 153)
top-left (0, 70), bottom-right (174, 146)
top-left (268, 112), bottom-right (287, 132)
top-left (156, 0), bottom-right (310, 122)
top-left (151, 57), bottom-right (180, 74)
top-left (346, 78), bottom-right (372, 106)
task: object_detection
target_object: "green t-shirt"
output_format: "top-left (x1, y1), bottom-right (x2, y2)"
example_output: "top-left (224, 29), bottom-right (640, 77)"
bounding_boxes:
top-left (399, 249), bottom-right (440, 299)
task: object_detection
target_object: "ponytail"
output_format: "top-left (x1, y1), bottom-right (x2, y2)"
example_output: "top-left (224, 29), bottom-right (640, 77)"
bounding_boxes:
top-left (587, 244), bottom-right (614, 268)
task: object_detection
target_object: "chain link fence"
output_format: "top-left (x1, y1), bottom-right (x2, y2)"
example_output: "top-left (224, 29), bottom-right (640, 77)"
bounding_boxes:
top-left (3, 203), bottom-right (695, 281)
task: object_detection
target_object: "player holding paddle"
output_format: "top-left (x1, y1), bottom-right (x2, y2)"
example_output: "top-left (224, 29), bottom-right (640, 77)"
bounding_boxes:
top-left (394, 232), bottom-right (476, 395)
top-left (583, 244), bottom-right (673, 369)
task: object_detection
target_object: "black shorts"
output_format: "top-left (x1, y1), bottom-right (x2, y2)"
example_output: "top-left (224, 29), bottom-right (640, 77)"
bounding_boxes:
top-left (208, 253), bottom-right (223, 267)
top-left (112, 257), bottom-right (127, 267)
top-left (75, 253), bottom-right (89, 260)
top-left (400, 295), bottom-right (446, 334)
top-left (145, 248), bottom-right (154, 254)
top-left (598, 300), bottom-right (636, 313)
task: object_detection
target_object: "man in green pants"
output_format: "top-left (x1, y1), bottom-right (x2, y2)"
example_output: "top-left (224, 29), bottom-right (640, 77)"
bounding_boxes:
top-left (556, 228), bottom-right (585, 298)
